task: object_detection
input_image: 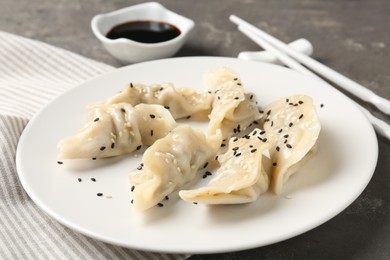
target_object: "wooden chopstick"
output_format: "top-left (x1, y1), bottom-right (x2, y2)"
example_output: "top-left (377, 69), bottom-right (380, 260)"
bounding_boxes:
top-left (230, 15), bottom-right (390, 116)
top-left (234, 20), bottom-right (390, 140)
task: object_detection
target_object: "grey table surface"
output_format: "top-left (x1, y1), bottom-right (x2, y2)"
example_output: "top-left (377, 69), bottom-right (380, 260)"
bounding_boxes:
top-left (1, 0), bottom-right (389, 259)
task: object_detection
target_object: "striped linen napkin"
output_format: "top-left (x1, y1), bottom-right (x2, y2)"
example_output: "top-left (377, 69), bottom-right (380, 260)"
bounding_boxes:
top-left (0, 31), bottom-right (187, 260)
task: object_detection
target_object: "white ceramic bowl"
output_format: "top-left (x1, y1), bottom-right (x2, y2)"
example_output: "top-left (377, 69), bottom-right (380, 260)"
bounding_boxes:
top-left (91, 2), bottom-right (194, 64)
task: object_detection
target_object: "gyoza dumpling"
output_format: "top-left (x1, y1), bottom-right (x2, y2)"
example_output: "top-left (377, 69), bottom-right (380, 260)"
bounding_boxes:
top-left (260, 95), bottom-right (321, 194)
top-left (57, 103), bottom-right (176, 159)
top-left (179, 129), bottom-right (270, 204)
top-left (128, 125), bottom-right (222, 211)
top-left (105, 82), bottom-right (213, 119)
top-left (205, 67), bottom-right (263, 139)
top-left (132, 104), bottom-right (176, 146)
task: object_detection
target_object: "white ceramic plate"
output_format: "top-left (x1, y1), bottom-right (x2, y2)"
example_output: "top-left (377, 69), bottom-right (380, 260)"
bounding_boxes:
top-left (16, 57), bottom-right (378, 254)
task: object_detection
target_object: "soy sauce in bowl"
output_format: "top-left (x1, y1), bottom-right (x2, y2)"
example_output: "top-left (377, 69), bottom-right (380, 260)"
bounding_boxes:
top-left (106, 20), bottom-right (181, 44)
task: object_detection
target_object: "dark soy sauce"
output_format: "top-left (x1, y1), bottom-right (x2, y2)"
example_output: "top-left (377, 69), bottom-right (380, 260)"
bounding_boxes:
top-left (106, 20), bottom-right (181, 43)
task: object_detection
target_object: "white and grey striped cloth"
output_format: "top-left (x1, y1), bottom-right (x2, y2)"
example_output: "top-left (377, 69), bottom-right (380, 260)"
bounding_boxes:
top-left (0, 31), bottom-right (187, 259)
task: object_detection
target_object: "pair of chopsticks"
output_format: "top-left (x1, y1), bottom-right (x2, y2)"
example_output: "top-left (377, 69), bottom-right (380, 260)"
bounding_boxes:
top-left (230, 15), bottom-right (390, 140)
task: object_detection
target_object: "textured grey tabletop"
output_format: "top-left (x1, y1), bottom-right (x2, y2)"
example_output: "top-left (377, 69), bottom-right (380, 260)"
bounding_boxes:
top-left (1, 0), bottom-right (389, 259)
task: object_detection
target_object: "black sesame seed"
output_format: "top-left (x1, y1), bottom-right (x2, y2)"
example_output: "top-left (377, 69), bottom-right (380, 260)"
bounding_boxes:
top-left (205, 171), bottom-right (212, 176)
top-left (186, 115), bottom-right (191, 119)
top-left (232, 146), bottom-right (239, 151)
top-left (149, 114), bottom-right (156, 119)
top-left (217, 96), bottom-right (221, 100)
top-left (250, 94), bottom-right (254, 100)
top-left (233, 137), bottom-right (239, 142)
top-left (164, 105), bottom-right (170, 110)
top-left (100, 146), bottom-right (106, 151)
top-left (289, 122), bottom-right (293, 127)
top-left (273, 162), bottom-right (277, 166)
top-left (193, 202), bottom-right (198, 205)
top-left (265, 119), bottom-right (270, 122)
top-left (233, 78), bottom-right (238, 81)
top-left (262, 138), bottom-right (267, 142)
top-left (78, 178), bottom-right (82, 182)
top-left (284, 139), bottom-right (288, 144)
top-left (91, 178), bottom-right (96, 182)
top-left (286, 98), bottom-right (289, 102)
top-left (235, 152), bottom-right (242, 157)
top-left (250, 149), bottom-right (257, 153)
top-left (278, 128), bottom-right (283, 133)
top-left (121, 108), bottom-right (125, 113)
top-left (94, 117), bottom-right (99, 122)
top-left (234, 97), bottom-right (239, 100)
top-left (284, 134), bottom-right (289, 138)
top-left (131, 185), bottom-right (135, 192)
top-left (97, 193), bottom-right (103, 197)
top-left (270, 121), bottom-right (274, 127)
top-left (165, 195), bottom-right (169, 200)
top-left (57, 161), bottom-right (63, 164)
top-left (320, 104), bottom-right (324, 108)
top-left (150, 129), bottom-right (154, 136)
top-left (131, 199), bottom-right (134, 204)
top-left (286, 144), bottom-right (293, 148)
top-left (215, 155), bottom-right (219, 160)
top-left (252, 130), bottom-right (257, 135)
top-left (203, 162), bottom-right (209, 168)
top-left (202, 174), bottom-right (207, 179)
top-left (237, 83), bottom-right (242, 86)
top-left (136, 145), bottom-right (142, 150)
top-left (299, 114), bottom-right (304, 119)
top-left (137, 163), bottom-right (144, 170)
top-left (276, 146), bottom-right (280, 152)
top-left (253, 120), bottom-right (259, 125)
top-left (111, 143), bottom-right (115, 149)
top-left (260, 130), bottom-right (266, 135)
top-left (92, 157), bottom-right (97, 160)
top-left (267, 110), bottom-right (271, 116)
top-left (130, 83), bottom-right (134, 88)
top-left (159, 87), bottom-right (163, 91)
top-left (298, 100), bottom-right (304, 104)
top-left (221, 143), bottom-right (226, 147)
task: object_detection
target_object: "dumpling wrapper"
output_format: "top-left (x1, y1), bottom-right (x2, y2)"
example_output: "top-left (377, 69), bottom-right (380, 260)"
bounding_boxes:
top-left (128, 125), bottom-right (222, 211)
top-left (57, 103), bottom-right (176, 159)
top-left (205, 67), bottom-right (263, 139)
top-left (104, 82), bottom-right (213, 119)
top-left (260, 95), bottom-right (321, 194)
top-left (179, 128), bottom-right (271, 204)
